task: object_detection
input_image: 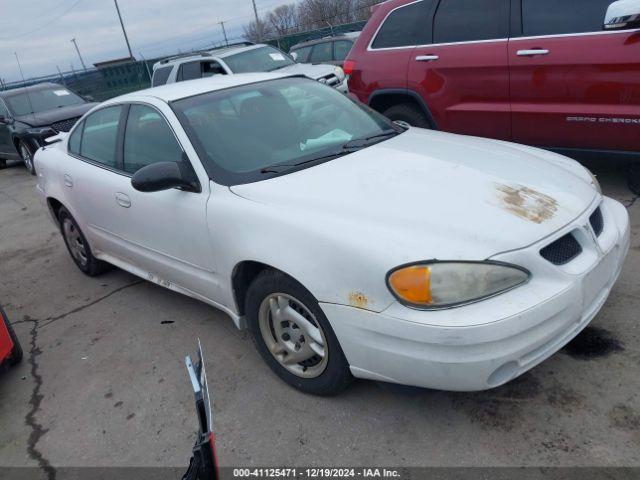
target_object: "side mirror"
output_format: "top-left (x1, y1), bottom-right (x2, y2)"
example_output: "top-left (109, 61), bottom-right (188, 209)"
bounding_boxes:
top-left (131, 161), bottom-right (200, 193)
top-left (290, 51), bottom-right (298, 61)
top-left (604, 0), bottom-right (640, 30)
top-left (0, 115), bottom-right (11, 125)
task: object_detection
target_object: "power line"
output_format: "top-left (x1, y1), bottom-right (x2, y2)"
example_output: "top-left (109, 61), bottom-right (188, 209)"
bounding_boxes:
top-left (0, 0), bottom-right (85, 40)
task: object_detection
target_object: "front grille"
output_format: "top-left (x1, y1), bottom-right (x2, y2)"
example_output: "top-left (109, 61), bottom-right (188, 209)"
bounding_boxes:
top-left (51, 116), bottom-right (81, 133)
top-left (318, 74), bottom-right (341, 88)
top-left (540, 233), bottom-right (583, 265)
top-left (589, 207), bottom-right (604, 237)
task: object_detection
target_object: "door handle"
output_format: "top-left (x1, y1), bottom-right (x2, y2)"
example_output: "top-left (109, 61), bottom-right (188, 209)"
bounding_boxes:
top-left (415, 55), bottom-right (439, 62)
top-left (63, 174), bottom-right (73, 188)
top-left (115, 192), bottom-right (131, 208)
top-left (517, 49), bottom-right (550, 57)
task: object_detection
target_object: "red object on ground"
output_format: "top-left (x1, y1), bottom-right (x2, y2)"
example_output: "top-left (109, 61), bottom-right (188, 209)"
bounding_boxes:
top-left (0, 307), bottom-right (16, 367)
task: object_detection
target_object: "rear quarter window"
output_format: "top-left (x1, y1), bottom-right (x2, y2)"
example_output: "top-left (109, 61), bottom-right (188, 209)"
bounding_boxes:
top-left (152, 66), bottom-right (172, 87)
top-left (371, 0), bottom-right (434, 49)
top-left (433, 0), bottom-right (509, 44)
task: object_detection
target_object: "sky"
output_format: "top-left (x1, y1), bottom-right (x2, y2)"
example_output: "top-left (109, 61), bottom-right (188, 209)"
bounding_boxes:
top-left (0, 0), bottom-right (296, 83)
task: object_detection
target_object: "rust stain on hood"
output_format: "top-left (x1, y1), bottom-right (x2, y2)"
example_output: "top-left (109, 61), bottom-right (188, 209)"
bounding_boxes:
top-left (494, 183), bottom-right (558, 224)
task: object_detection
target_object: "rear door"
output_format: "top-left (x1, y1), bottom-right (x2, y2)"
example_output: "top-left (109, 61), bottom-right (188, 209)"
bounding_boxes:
top-left (509, 0), bottom-right (640, 152)
top-left (409, 0), bottom-right (511, 139)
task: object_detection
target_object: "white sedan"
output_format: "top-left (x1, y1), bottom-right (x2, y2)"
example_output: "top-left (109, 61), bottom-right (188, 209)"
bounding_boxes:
top-left (35, 73), bottom-right (630, 395)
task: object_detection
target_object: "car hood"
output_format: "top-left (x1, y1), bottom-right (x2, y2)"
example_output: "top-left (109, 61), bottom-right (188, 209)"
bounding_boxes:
top-left (230, 129), bottom-right (598, 260)
top-left (15, 102), bottom-right (97, 128)
top-left (277, 62), bottom-right (339, 80)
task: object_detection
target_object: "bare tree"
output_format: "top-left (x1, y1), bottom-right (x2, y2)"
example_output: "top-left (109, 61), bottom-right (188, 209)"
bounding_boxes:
top-left (243, 18), bottom-right (274, 42)
top-left (268, 4), bottom-right (299, 36)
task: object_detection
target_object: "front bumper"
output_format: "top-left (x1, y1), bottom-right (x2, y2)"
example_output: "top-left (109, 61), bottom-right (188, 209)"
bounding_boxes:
top-left (321, 196), bottom-right (630, 391)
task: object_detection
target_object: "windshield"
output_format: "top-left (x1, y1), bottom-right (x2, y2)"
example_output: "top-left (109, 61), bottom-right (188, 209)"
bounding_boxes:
top-left (172, 77), bottom-right (400, 185)
top-left (222, 46), bottom-right (296, 73)
top-left (5, 86), bottom-right (84, 116)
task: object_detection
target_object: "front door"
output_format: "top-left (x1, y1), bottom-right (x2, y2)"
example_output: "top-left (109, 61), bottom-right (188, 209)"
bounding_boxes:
top-left (409, 0), bottom-right (512, 139)
top-left (509, 0), bottom-right (640, 152)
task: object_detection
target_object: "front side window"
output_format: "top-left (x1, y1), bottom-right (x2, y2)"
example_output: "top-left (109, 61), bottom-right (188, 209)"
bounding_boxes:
top-left (80, 106), bottom-right (122, 168)
top-left (152, 66), bottom-right (172, 87)
top-left (178, 61), bottom-right (202, 81)
top-left (5, 86), bottom-right (84, 117)
top-left (371, 0), bottom-right (434, 49)
top-left (123, 105), bottom-right (183, 174)
top-left (222, 46), bottom-right (295, 73)
top-left (433, 0), bottom-right (509, 44)
top-left (522, 0), bottom-right (616, 36)
top-left (172, 77), bottom-right (399, 185)
top-left (334, 40), bottom-right (354, 61)
top-left (309, 42), bottom-right (333, 63)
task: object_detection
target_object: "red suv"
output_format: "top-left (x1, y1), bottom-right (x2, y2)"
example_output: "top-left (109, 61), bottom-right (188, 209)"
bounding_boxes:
top-left (346, 0), bottom-right (640, 188)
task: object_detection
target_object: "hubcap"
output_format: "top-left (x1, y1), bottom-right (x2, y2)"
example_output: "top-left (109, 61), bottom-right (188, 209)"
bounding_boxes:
top-left (20, 144), bottom-right (33, 171)
top-left (63, 219), bottom-right (88, 267)
top-left (258, 293), bottom-right (328, 378)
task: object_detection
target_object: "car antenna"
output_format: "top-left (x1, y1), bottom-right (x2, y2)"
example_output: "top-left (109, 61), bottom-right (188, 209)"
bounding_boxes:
top-left (14, 52), bottom-right (36, 120)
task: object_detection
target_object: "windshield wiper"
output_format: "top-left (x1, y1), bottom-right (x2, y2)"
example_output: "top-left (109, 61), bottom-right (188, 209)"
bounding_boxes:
top-left (341, 129), bottom-right (400, 150)
top-left (260, 150), bottom-right (354, 174)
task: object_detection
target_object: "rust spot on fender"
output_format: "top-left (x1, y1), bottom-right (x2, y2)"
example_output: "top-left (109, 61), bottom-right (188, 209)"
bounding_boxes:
top-left (349, 292), bottom-right (369, 309)
top-left (494, 183), bottom-right (558, 224)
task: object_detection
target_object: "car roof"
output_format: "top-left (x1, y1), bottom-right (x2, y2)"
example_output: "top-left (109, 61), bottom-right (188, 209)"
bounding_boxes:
top-left (111, 72), bottom-right (300, 103)
top-left (153, 43), bottom-right (273, 70)
top-left (290, 32), bottom-right (360, 50)
top-left (0, 82), bottom-right (64, 98)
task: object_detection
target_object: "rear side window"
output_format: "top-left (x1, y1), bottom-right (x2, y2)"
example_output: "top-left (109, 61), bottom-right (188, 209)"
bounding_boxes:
top-left (371, 0), bottom-right (434, 49)
top-left (123, 105), bottom-right (183, 174)
top-left (334, 40), bottom-right (353, 61)
top-left (522, 0), bottom-right (615, 36)
top-left (152, 66), bottom-right (172, 87)
top-left (178, 61), bottom-right (202, 81)
top-left (68, 121), bottom-right (83, 155)
top-left (310, 42), bottom-right (334, 63)
top-left (433, 0), bottom-right (509, 44)
top-left (292, 45), bottom-right (312, 62)
top-left (80, 106), bottom-right (122, 168)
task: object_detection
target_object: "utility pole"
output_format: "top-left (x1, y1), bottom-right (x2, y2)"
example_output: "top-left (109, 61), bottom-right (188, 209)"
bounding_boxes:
top-left (113, 0), bottom-right (134, 59)
top-left (251, 0), bottom-right (261, 41)
top-left (70, 38), bottom-right (87, 70)
top-left (219, 21), bottom-right (229, 46)
top-left (56, 65), bottom-right (67, 85)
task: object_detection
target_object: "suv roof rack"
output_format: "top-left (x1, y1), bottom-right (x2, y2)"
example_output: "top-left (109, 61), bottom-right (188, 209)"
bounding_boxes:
top-left (209, 41), bottom-right (255, 51)
top-left (159, 51), bottom-right (213, 64)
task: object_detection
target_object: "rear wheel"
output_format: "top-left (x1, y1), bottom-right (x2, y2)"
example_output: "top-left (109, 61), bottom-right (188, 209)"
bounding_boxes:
top-left (382, 103), bottom-right (432, 129)
top-left (1, 307), bottom-right (22, 366)
top-left (628, 163), bottom-right (640, 196)
top-left (246, 270), bottom-right (353, 396)
top-left (18, 140), bottom-right (36, 176)
top-left (58, 207), bottom-right (110, 276)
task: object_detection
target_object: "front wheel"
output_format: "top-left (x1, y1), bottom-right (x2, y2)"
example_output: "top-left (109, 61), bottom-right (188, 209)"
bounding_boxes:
top-left (246, 270), bottom-right (353, 396)
top-left (18, 140), bottom-right (36, 176)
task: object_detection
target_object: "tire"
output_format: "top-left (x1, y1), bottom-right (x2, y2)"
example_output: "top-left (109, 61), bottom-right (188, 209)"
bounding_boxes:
top-left (628, 163), bottom-right (640, 196)
top-left (245, 270), bottom-right (353, 396)
top-left (18, 140), bottom-right (36, 176)
top-left (382, 103), bottom-right (432, 129)
top-left (1, 306), bottom-right (22, 366)
top-left (0, 159), bottom-right (6, 170)
top-left (58, 207), bottom-right (110, 276)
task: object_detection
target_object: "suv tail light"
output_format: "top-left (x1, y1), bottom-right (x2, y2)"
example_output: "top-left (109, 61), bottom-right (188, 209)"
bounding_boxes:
top-left (343, 60), bottom-right (356, 75)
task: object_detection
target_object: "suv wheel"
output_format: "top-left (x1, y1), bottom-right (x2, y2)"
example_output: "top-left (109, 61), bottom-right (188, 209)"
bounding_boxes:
top-left (58, 207), bottom-right (111, 276)
top-left (628, 163), bottom-right (640, 196)
top-left (382, 103), bottom-right (432, 129)
top-left (246, 270), bottom-right (353, 396)
top-left (18, 141), bottom-right (36, 176)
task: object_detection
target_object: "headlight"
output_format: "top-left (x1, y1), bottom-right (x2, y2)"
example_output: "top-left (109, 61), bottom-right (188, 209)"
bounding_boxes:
top-left (387, 261), bottom-right (530, 309)
top-left (586, 168), bottom-right (602, 195)
top-left (26, 127), bottom-right (56, 136)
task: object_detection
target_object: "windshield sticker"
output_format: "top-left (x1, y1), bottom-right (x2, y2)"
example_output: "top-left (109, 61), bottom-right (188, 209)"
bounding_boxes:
top-left (53, 90), bottom-right (71, 96)
top-left (269, 53), bottom-right (286, 61)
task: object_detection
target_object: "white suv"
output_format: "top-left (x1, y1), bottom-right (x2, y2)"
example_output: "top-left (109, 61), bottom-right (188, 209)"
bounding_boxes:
top-left (152, 42), bottom-right (347, 93)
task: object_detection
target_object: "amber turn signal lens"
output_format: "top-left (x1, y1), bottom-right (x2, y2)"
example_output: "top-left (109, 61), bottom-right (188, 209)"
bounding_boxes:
top-left (388, 265), bottom-right (433, 305)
